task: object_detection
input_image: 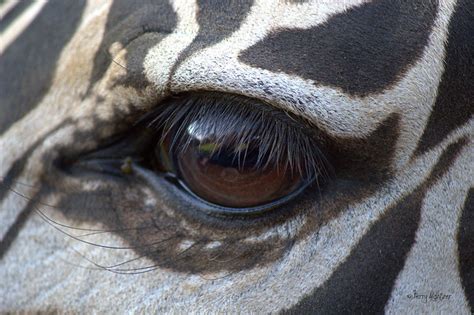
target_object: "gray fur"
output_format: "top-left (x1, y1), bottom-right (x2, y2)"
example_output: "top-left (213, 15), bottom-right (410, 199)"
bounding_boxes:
top-left (0, 0), bottom-right (472, 313)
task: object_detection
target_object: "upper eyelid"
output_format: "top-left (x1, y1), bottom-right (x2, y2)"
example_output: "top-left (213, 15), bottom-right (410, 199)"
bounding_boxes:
top-left (144, 91), bottom-right (319, 141)
top-left (142, 92), bottom-right (333, 180)
top-left (142, 91), bottom-right (317, 136)
top-left (103, 36), bottom-right (327, 133)
top-left (103, 33), bottom-right (320, 128)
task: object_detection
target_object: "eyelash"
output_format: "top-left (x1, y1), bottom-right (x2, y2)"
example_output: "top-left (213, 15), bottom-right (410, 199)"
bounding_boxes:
top-left (143, 92), bottom-right (332, 182)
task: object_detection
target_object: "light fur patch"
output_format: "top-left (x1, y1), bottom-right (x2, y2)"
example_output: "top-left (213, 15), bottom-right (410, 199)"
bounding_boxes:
top-left (0, 0), bottom-right (47, 53)
top-left (1, 0), bottom-right (472, 313)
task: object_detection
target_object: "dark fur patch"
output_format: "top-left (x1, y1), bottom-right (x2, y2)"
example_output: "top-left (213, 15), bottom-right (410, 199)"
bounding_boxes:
top-left (458, 188), bottom-right (474, 311)
top-left (285, 137), bottom-right (468, 314)
top-left (0, 0), bottom-right (86, 135)
top-left (0, 200), bottom-right (36, 260)
top-left (414, 0), bottom-right (474, 155)
top-left (88, 0), bottom-right (177, 90)
top-left (328, 113), bottom-right (400, 181)
top-left (239, 0), bottom-right (438, 96)
top-left (168, 0), bottom-right (253, 83)
top-left (183, 0), bottom-right (254, 52)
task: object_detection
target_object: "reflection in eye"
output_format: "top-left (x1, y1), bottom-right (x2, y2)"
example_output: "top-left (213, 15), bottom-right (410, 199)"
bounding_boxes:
top-left (147, 93), bottom-right (331, 214)
top-left (159, 122), bottom-right (306, 208)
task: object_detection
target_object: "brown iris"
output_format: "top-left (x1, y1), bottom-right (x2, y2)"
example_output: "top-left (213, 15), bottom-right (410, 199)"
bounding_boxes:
top-left (155, 121), bottom-right (308, 209)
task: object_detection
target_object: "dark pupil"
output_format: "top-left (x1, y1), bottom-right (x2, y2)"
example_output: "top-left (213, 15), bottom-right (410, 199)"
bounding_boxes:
top-left (158, 121), bottom-right (304, 208)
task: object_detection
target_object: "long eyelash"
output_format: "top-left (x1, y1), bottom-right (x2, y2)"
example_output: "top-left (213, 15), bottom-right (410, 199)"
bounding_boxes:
top-left (147, 93), bottom-right (333, 180)
top-left (0, 178), bottom-right (231, 275)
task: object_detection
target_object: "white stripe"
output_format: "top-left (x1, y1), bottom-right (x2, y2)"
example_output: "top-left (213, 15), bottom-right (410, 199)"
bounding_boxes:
top-left (0, 0), bottom-right (20, 20)
top-left (385, 141), bottom-right (473, 314)
top-left (144, 0), bottom-right (199, 95)
top-left (0, 0), bottom-right (47, 54)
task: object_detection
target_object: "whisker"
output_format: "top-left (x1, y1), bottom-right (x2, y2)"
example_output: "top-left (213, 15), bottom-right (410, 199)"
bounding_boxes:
top-left (1, 180), bottom-right (107, 228)
top-left (108, 241), bottom-right (202, 273)
top-left (57, 255), bottom-right (106, 271)
top-left (74, 226), bottom-right (156, 237)
top-left (2, 182), bottom-right (162, 235)
top-left (102, 254), bottom-right (150, 269)
top-left (101, 48), bottom-right (130, 72)
top-left (75, 241), bottom-right (204, 275)
top-left (207, 251), bottom-right (244, 263)
top-left (0, 176), bottom-right (38, 188)
top-left (34, 206), bottom-right (179, 250)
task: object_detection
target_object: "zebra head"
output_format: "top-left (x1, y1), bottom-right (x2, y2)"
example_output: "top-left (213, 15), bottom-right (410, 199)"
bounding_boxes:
top-left (0, 0), bottom-right (472, 313)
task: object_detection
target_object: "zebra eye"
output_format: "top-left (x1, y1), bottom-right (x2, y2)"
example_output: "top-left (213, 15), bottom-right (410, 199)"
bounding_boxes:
top-left (154, 120), bottom-right (310, 210)
top-left (142, 92), bottom-right (330, 216)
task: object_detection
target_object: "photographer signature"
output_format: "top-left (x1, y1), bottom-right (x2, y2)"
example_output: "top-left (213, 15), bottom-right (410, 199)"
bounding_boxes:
top-left (406, 290), bottom-right (451, 303)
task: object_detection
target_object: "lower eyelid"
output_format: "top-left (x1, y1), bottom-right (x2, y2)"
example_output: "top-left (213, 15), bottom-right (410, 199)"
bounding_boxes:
top-left (131, 164), bottom-right (313, 217)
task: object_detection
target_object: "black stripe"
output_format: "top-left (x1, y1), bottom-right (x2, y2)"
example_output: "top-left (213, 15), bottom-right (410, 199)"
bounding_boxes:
top-left (414, 0), bottom-right (474, 156)
top-left (458, 188), bottom-right (474, 311)
top-left (285, 138), bottom-right (467, 314)
top-left (0, 121), bottom-right (71, 259)
top-left (0, 0), bottom-right (86, 135)
top-left (0, 121), bottom-right (70, 206)
top-left (328, 114), bottom-right (400, 181)
top-left (240, 0), bottom-right (438, 96)
top-left (168, 0), bottom-right (254, 83)
top-left (0, 0), bottom-right (33, 33)
top-left (286, 189), bottom-right (425, 315)
top-left (0, 202), bottom-right (36, 260)
top-left (0, 144), bottom-right (40, 260)
top-left (88, 0), bottom-right (177, 91)
top-left (178, 0), bottom-right (254, 55)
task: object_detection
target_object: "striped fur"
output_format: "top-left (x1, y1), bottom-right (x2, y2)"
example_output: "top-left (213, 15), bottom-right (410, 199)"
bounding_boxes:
top-left (0, 0), bottom-right (472, 313)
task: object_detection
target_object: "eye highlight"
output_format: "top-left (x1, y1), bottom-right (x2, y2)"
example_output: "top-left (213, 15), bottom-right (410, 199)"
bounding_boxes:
top-left (159, 120), bottom-right (308, 208)
top-left (144, 92), bottom-right (331, 215)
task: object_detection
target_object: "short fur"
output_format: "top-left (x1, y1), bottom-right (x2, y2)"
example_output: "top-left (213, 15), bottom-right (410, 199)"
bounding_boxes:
top-left (0, 0), bottom-right (472, 313)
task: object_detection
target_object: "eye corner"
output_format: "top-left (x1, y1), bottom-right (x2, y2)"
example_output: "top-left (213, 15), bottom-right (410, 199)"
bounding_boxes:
top-left (67, 91), bottom-right (334, 221)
